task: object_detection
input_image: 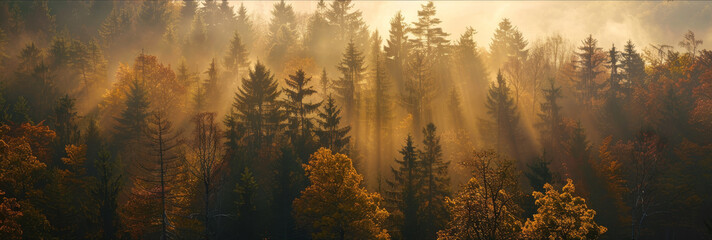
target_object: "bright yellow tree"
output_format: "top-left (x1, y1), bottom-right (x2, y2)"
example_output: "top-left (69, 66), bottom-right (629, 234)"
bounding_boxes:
top-left (521, 179), bottom-right (607, 240)
top-left (293, 148), bottom-right (390, 240)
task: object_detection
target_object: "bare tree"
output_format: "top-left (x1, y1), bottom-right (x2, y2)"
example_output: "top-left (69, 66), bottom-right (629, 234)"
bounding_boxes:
top-left (186, 112), bottom-right (225, 240)
top-left (679, 30), bottom-right (703, 59)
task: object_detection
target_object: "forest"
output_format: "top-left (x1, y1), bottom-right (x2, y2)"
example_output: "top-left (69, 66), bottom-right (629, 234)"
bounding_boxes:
top-left (0, 0), bottom-right (711, 239)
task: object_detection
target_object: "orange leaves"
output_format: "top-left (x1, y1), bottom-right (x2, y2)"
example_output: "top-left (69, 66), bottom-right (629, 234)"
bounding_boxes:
top-left (0, 190), bottom-right (23, 239)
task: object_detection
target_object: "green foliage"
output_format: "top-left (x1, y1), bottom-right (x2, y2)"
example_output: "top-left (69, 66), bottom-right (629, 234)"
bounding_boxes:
top-left (315, 95), bottom-right (351, 154)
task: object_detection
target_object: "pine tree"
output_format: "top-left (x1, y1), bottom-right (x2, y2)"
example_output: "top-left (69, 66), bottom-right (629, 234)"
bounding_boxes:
top-left (384, 11), bottom-right (409, 91)
top-left (224, 32), bottom-right (249, 81)
top-left (490, 18), bottom-right (528, 69)
top-left (455, 27), bottom-right (488, 96)
top-left (485, 71), bottom-right (521, 159)
top-left (371, 31), bottom-right (392, 190)
top-left (409, 1), bottom-right (449, 56)
top-left (12, 96), bottom-right (31, 124)
top-left (226, 62), bottom-right (282, 156)
top-left (575, 35), bottom-right (605, 107)
top-left (335, 40), bottom-right (366, 129)
top-left (418, 123), bottom-right (450, 239)
top-left (402, 51), bottom-right (436, 134)
top-left (181, 0), bottom-right (198, 27)
top-left (203, 58), bottom-right (221, 111)
top-left (621, 40), bottom-right (645, 90)
top-left (91, 148), bottom-right (121, 240)
top-left (536, 78), bottom-right (565, 159)
top-left (234, 167), bottom-right (258, 240)
top-left (283, 69), bottom-right (321, 162)
top-left (267, 0), bottom-right (296, 68)
top-left (386, 135), bottom-right (421, 240)
top-left (114, 79), bottom-right (150, 144)
top-left (235, 3), bottom-right (254, 48)
top-left (448, 87), bottom-right (465, 130)
top-left (315, 95), bottom-right (351, 154)
top-left (319, 68), bottom-right (331, 97)
top-left (606, 44), bottom-right (622, 97)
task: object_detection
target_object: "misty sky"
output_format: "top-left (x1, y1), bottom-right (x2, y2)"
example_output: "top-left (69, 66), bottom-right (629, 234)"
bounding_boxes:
top-left (234, 1), bottom-right (712, 51)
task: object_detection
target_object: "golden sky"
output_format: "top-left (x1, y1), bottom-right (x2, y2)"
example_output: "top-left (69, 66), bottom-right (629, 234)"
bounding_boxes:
top-left (234, 1), bottom-right (711, 51)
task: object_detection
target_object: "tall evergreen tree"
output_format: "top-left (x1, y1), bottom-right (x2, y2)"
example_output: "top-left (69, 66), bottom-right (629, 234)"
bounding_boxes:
top-left (315, 95), bottom-right (351, 154)
top-left (226, 62), bottom-right (282, 157)
top-left (267, 0), bottom-right (296, 68)
top-left (91, 148), bottom-right (121, 240)
top-left (371, 31), bottom-right (393, 190)
top-left (114, 79), bottom-right (150, 144)
top-left (224, 32), bottom-right (249, 81)
top-left (384, 11), bottom-right (409, 91)
top-left (455, 27), bottom-right (488, 96)
top-left (234, 167), bottom-right (259, 240)
top-left (319, 68), bottom-right (331, 97)
top-left (485, 71), bottom-right (521, 159)
top-left (386, 135), bottom-right (422, 240)
top-left (283, 69), bottom-right (321, 162)
top-left (536, 78), bottom-right (565, 159)
top-left (418, 123), bottom-right (450, 240)
top-left (402, 51), bottom-right (436, 134)
top-left (575, 35), bottom-right (605, 107)
top-left (409, 1), bottom-right (449, 56)
top-left (621, 40), bottom-right (645, 90)
top-left (335, 40), bottom-right (366, 131)
top-left (607, 44), bottom-right (622, 97)
top-left (489, 18), bottom-right (528, 69)
top-left (235, 3), bottom-right (254, 48)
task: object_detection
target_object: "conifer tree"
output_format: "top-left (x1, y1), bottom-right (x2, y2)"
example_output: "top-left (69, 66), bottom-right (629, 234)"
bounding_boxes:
top-left (335, 40), bottom-right (366, 129)
top-left (455, 27), bottom-right (488, 95)
top-left (224, 32), bottom-right (249, 81)
top-left (489, 18), bottom-right (528, 69)
top-left (386, 135), bottom-right (421, 240)
top-left (315, 95), bottom-right (351, 154)
top-left (409, 1), bottom-right (449, 56)
top-left (91, 148), bottom-right (121, 240)
top-left (283, 69), bottom-right (321, 162)
top-left (402, 51), bottom-right (436, 134)
top-left (418, 123), bottom-right (450, 239)
top-left (621, 40), bottom-right (645, 90)
top-left (319, 68), bottom-right (331, 97)
top-left (114, 79), bottom-right (150, 144)
top-left (226, 62), bottom-right (282, 157)
top-left (234, 167), bottom-right (258, 240)
top-left (267, 0), bottom-right (296, 68)
top-left (485, 71), bottom-right (521, 159)
top-left (371, 31), bottom-right (392, 189)
top-left (52, 95), bottom-right (80, 148)
top-left (12, 96), bottom-right (32, 124)
top-left (607, 44), bottom-right (622, 97)
top-left (203, 58), bottom-right (221, 109)
top-left (537, 78), bottom-right (565, 159)
top-left (384, 11), bottom-right (409, 90)
top-left (575, 35), bottom-right (605, 107)
top-left (235, 3), bottom-right (254, 48)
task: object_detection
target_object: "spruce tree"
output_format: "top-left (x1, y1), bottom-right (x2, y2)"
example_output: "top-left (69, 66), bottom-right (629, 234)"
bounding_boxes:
top-left (234, 167), bottom-right (258, 240)
top-left (621, 40), bottom-right (645, 90)
top-left (419, 123), bottom-right (450, 240)
top-left (607, 44), bottom-right (622, 97)
top-left (335, 40), bottom-right (366, 129)
top-left (114, 79), bottom-right (150, 144)
top-left (402, 51), bottom-right (436, 134)
top-left (283, 69), bottom-right (321, 162)
top-left (235, 3), bottom-right (254, 48)
top-left (455, 27), bottom-right (488, 94)
top-left (575, 35), bottom-right (605, 107)
top-left (227, 62), bottom-right (282, 154)
top-left (386, 135), bottom-right (422, 240)
top-left (315, 95), bottom-right (351, 154)
top-left (319, 68), bottom-right (331, 97)
top-left (91, 148), bottom-right (121, 240)
top-left (536, 78), bottom-right (565, 159)
top-left (12, 96), bottom-right (32, 124)
top-left (384, 11), bottom-right (409, 91)
top-left (485, 71), bottom-right (521, 159)
top-left (267, 0), bottom-right (296, 68)
top-left (224, 32), bottom-right (249, 81)
top-left (409, 1), bottom-right (449, 56)
top-left (371, 31), bottom-right (392, 190)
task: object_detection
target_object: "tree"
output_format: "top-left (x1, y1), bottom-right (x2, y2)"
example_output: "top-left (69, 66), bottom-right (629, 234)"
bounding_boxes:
top-left (234, 167), bottom-right (258, 240)
top-left (315, 95), bottom-right (351, 154)
top-left (12, 97), bottom-right (32, 124)
top-left (402, 51), bottom-right (437, 134)
top-left (536, 78), bottom-right (565, 159)
top-left (574, 35), bottom-right (605, 107)
top-left (293, 148), bottom-right (390, 240)
top-left (335, 40), bottom-right (366, 131)
top-left (124, 111), bottom-right (184, 239)
top-left (371, 32), bottom-right (393, 188)
top-left (485, 71), bottom-right (521, 159)
top-left (91, 148), bottom-right (121, 240)
top-left (113, 79), bottom-right (149, 144)
top-left (267, 0), bottom-right (296, 68)
top-left (521, 179), bottom-right (607, 239)
top-left (52, 95), bottom-right (80, 149)
top-left (187, 112), bottom-right (224, 240)
top-left (455, 27), bottom-right (488, 101)
top-left (235, 3), bottom-right (254, 48)
top-left (384, 11), bottom-right (409, 91)
top-left (409, 1), bottom-right (449, 56)
top-left (489, 18), bottom-right (528, 70)
top-left (606, 44), bottom-right (622, 97)
top-left (620, 40), bottom-right (645, 90)
top-left (224, 32), bottom-right (249, 81)
top-left (438, 149), bottom-right (522, 240)
top-left (319, 68), bottom-right (331, 97)
top-left (678, 30), bottom-right (703, 59)
top-left (226, 62), bottom-right (282, 154)
top-left (418, 123), bottom-right (450, 239)
top-left (203, 58), bottom-right (222, 110)
top-left (386, 135), bottom-right (421, 240)
top-left (283, 69), bottom-right (321, 162)
top-left (0, 190), bottom-right (22, 239)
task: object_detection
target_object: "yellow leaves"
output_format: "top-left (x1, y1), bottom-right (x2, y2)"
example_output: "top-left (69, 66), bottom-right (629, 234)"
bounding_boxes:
top-left (61, 144), bottom-right (86, 168)
top-left (522, 179), bottom-right (607, 240)
top-left (294, 148), bottom-right (390, 240)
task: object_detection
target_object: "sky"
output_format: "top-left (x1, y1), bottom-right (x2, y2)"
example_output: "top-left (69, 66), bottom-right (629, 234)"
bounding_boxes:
top-left (233, 0), bottom-right (712, 51)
